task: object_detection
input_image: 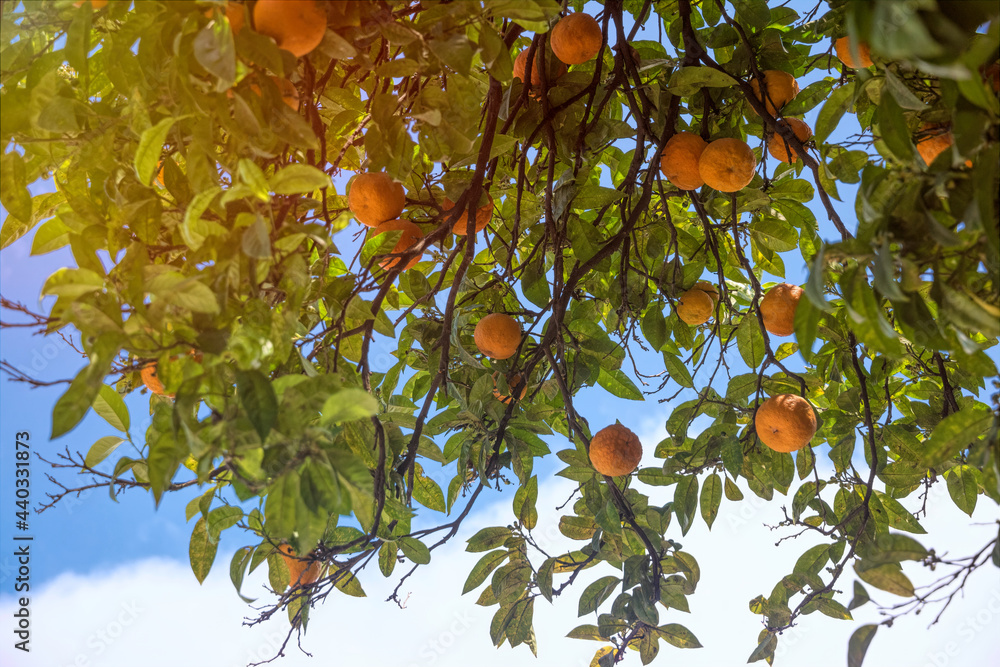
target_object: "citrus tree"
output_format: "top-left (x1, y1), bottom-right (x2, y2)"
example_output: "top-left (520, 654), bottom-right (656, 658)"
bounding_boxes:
top-left (2, 0), bottom-right (998, 665)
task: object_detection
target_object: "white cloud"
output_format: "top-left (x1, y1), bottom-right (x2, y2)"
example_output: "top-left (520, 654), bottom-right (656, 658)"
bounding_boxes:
top-left (2, 473), bottom-right (997, 667)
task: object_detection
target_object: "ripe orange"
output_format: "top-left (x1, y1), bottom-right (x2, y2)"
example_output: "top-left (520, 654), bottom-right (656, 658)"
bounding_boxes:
top-left (699, 138), bottom-right (756, 192)
top-left (141, 364), bottom-right (173, 398)
top-left (767, 118), bottom-right (813, 164)
top-left (277, 544), bottom-right (322, 588)
top-left (915, 124), bottom-right (970, 167)
top-left (253, 0), bottom-right (327, 58)
top-left (348, 173), bottom-right (406, 227)
top-left (834, 36), bottom-right (873, 69)
top-left (754, 394), bottom-right (817, 453)
top-left (371, 219), bottom-right (423, 270)
top-left (550, 13), bottom-right (603, 65)
top-left (659, 132), bottom-right (708, 191)
top-left (513, 48), bottom-right (566, 87)
top-left (589, 424), bottom-right (642, 477)
top-left (474, 313), bottom-right (521, 360)
top-left (677, 288), bottom-right (714, 325)
top-left (74, 0), bottom-right (108, 7)
top-left (760, 283), bottom-right (803, 337)
top-left (225, 2), bottom-right (246, 35)
top-left (692, 281), bottom-right (720, 305)
top-left (748, 70), bottom-right (799, 116)
top-left (443, 194), bottom-right (493, 236)
top-left (492, 371), bottom-right (528, 404)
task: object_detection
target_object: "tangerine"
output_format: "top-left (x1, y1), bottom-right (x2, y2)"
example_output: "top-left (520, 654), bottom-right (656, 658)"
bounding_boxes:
top-left (760, 283), bottom-right (803, 337)
top-left (677, 288), bottom-right (714, 326)
top-left (443, 194), bottom-right (493, 236)
top-left (749, 70), bottom-right (799, 116)
top-left (550, 13), bottom-right (603, 65)
top-left (474, 313), bottom-right (521, 360)
top-left (253, 0), bottom-right (327, 58)
top-left (372, 219), bottom-right (423, 270)
top-left (589, 424), bottom-right (642, 477)
top-left (277, 544), bottom-right (323, 588)
top-left (348, 173), bottom-right (406, 227)
top-left (768, 118), bottom-right (813, 164)
top-left (699, 138), bottom-right (756, 192)
top-left (492, 371), bottom-right (528, 404)
top-left (834, 36), bottom-right (873, 69)
top-left (660, 132), bottom-right (708, 191)
top-left (755, 394), bottom-right (817, 453)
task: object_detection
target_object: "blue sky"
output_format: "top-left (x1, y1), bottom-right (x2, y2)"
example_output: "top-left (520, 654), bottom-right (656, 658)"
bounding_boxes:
top-left (1, 2), bottom-right (999, 666)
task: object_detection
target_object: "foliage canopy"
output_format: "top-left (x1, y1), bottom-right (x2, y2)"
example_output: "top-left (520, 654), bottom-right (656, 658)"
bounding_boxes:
top-left (2, 0), bottom-right (999, 665)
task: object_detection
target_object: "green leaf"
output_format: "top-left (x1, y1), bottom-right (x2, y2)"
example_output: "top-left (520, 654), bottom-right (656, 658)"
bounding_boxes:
top-left (918, 403), bottom-right (992, 469)
top-left (578, 576), bottom-right (620, 616)
top-left (656, 623), bottom-right (702, 649)
top-left (135, 117), bottom-right (177, 186)
top-left (193, 18), bottom-right (236, 88)
top-left (335, 573), bottom-right (367, 597)
top-left (945, 465), bottom-right (979, 516)
top-left (189, 517), bottom-right (218, 584)
top-left (464, 550), bottom-right (508, 594)
top-left (467, 526), bottom-right (511, 552)
top-left (412, 462), bottom-right (446, 513)
top-left (815, 597), bottom-right (853, 620)
top-left (736, 314), bottom-right (765, 368)
top-left (699, 473), bottom-right (722, 529)
top-left (878, 92), bottom-right (914, 161)
top-left (750, 219), bottom-right (798, 252)
top-left (92, 384), bottom-right (130, 433)
top-left (513, 476), bottom-right (538, 529)
top-left (321, 388), bottom-right (378, 424)
top-left (268, 164), bottom-right (333, 195)
top-left (854, 562), bottom-right (914, 597)
top-left (868, 533), bottom-right (928, 564)
top-left (52, 365), bottom-right (104, 439)
top-left (84, 435), bottom-right (125, 469)
top-left (597, 368), bottom-right (644, 401)
top-left (241, 214), bottom-right (272, 259)
top-left (848, 625), bottom-right (878, 667)
top-left (235, 370), bottom-right (278, 442)
top-left (674, 475), bottom-right (699, 536)
top-left (399, 536), bottom-right (431, 564)
top-left (668, 66), bottom-right (738, 95)
top-left (815, 82), bottom-right (855, 145)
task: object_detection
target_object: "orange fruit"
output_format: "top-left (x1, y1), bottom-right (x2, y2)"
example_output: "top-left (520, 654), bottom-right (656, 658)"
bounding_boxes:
top-left (140, 364), bottom-right (173, 398)
top-left (371, 219), bottom-right (423, 270)
top-left (550, 13), bottom-right (603, 65)
top-left (277, 544), bottom-right (322, 588)
top-left (348, 173), bottom-right (406, 227)
top-left (474, 313), bottom-right (521, 360)
top-left (748, 70), bottom-right (799, 116)
top-left (676, 288), bottom-right (714, 325)
top-left (760, 283), bottom-right (803, 337)
top-left (693, 281), bottom-right (720, 305)
top-left (589, 424), bottom-right (642, 477)
top-left (225, 2), bottom-right (246, 35)
top-left (754, 394), bottom-right (817, 453)
top-left (659, 132), bottom-right (708, 191)
top-left (915, 124), bottom-right (970, 168)
top-left (74, 0), bottom-right (108, 7)
top-left (834, 36), bottom-right (873, 69)
top-left (767, 117), bottom-right (813, 164)
top-left (699, 138), bottom-right (757, 192)
top-left (443, 194), bottom-right (493, 236)
top-left (253, 0), bottom-right (327, 58)
top-left (513, 48), bottom-right (566, 87)
top-left (492, 371), bottom-right (528, 404)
